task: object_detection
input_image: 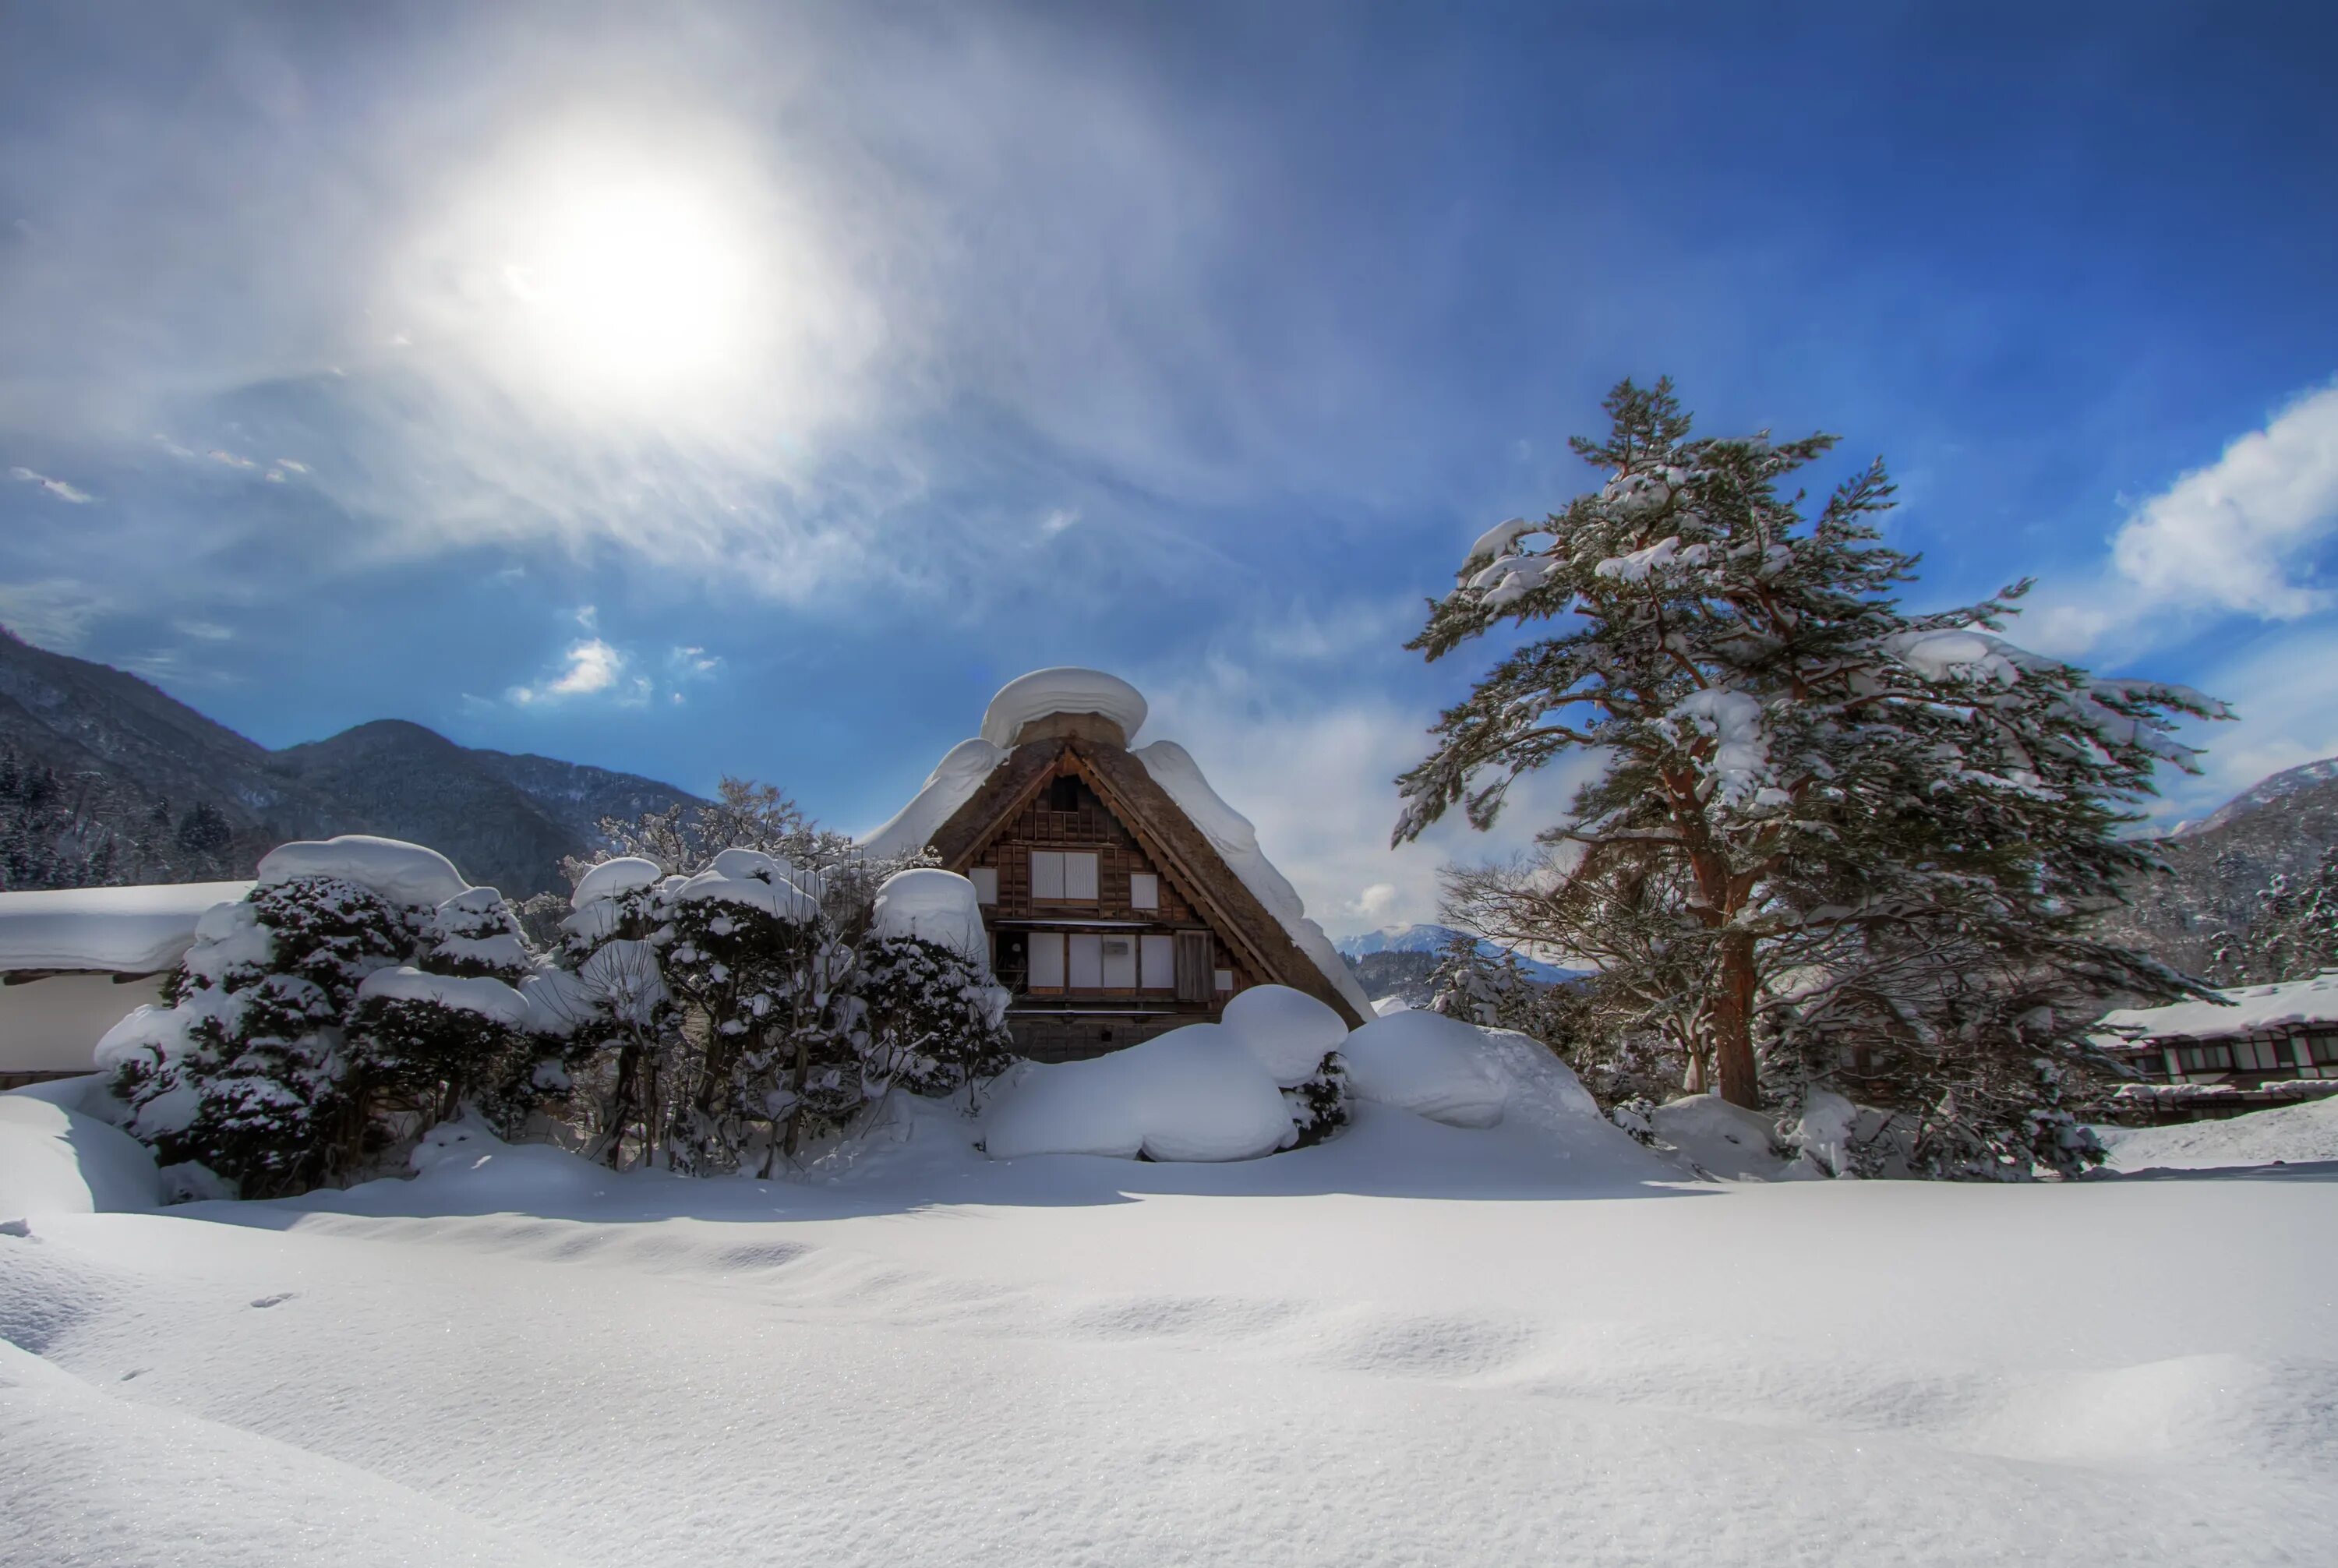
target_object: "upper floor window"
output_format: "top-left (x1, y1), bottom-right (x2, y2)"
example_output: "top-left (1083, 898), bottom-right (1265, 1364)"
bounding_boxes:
top-left (1047, 775), bottom-right (1082, 812)
top-left (1128, 872), bottom-right (1159, 910)
top-left (969, 867), bottom-right (998, 905)
top-left (1031, 849), bottom-right (1099, 901)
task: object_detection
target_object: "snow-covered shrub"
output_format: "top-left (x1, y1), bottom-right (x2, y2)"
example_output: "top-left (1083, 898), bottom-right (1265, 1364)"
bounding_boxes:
top-left (857, 934), bottom-right (1014, 1098)
top-left (1220, 984), bottom-right (1354, 1146)
top-left (1340, 1009), bottom-right (1507, 1128)
top-left (98, 839), bottom-right (539, 1196)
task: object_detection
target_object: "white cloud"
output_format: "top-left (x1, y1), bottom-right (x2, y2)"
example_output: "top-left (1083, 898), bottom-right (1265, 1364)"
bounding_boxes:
top-left (2145, 622), bottom-right (2338, 825)
top-left (509, 637), bottom-right (626, 704)
top-left (0, 577), bottom-right (108, 649)
top-left (171, 619), bottom-right (235, 641)
top-left (1037, 507), bottom-right (1080, 538)
top-left (7, 465), bottom-right (93, 503)
top-left (1137, 659), bottom-right (1595, 940)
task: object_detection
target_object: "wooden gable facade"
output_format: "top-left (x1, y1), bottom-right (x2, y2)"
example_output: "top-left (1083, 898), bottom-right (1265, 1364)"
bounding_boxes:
top-left (916, 719), bottom-right (1365, 1061)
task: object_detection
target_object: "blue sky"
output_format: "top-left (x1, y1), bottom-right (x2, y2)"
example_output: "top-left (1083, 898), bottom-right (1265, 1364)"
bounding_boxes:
top-left (3, 2), bottom-right (2335, 933)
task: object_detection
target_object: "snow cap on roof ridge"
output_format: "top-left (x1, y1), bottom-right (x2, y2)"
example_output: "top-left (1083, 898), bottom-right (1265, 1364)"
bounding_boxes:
top-left (980, 668), bottom-right (1148, 750)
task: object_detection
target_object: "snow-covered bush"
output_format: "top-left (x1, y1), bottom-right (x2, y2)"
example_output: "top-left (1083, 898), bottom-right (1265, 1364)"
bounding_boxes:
top-left (1220, 984), bottom-right (1353, 1146)
top-left (98, 838), bottom-right (542, 1196)
top-left (1339, 1009), bottom-right (1507, 1128)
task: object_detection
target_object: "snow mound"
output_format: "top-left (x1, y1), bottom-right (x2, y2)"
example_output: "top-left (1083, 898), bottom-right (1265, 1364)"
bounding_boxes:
top-left (1339, 1009), bottom-right (1508, 1128)
top-left (979, 666), bottom-right (1149, 748)
top-left (1648, 1096), bottom-right (1818, 1181)
top-left (258, 835), bottom-right (468, 908)
top-left (2098, 1097), bottom-right (2338, 1171)
top-left (858, 737), bottom-right (1009, 859)
top-left (570, 856), bottom-right (663, 909)
top-left (983, 1024), bottom-right (1294, 1162)
top-left (355, 966), bottom-right (531, 1027)
top-left (1133, 740), bottom-right (1372, 1018)
top-left (0, 1092), bottom-right (161, 1216)
top-left (869, 868), bottom-right (990, 963)
top-left (0, 881), bottom-right (253, 974)
top-left (1219, 984), bottom-right (1347, 1085)
top-left (674, 867), bottom-right (820, 923)
top-left (1372, 996), bottom-right (1411, 1017)
top-left (710, 847), bottom-right (799, 885)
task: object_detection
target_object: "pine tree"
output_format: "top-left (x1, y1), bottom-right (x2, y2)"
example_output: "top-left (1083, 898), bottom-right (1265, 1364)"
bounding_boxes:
top-left (2204, 849), bottom-right (2338, 986)
top-left (1397, 379), bottom-right (2225, 1164)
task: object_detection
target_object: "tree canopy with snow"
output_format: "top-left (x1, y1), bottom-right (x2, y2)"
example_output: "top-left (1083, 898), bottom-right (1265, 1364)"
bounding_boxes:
top-left (1397, 378), bottom-right (2228, 1172)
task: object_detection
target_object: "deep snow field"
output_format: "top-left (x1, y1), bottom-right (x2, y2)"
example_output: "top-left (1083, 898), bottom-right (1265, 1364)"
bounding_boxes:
top-left (5, 1051), bottom-right (2336, 1567)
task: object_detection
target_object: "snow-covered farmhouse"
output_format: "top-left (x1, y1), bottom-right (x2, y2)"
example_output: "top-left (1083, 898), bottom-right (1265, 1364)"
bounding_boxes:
top-left (863, 669), bottom-right (1370, 1060)
top-left (0, 881), bottom-right (253, 1088)
top-left (2096, 970), bottom-right (2338, 1119)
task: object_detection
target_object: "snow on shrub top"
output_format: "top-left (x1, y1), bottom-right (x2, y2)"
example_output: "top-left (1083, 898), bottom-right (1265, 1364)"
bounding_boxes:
top-left (869, 868), bottom-right (990, 964)
top-left (1219, 984), bottom-right (1347, 1086)
top-left (1339, 1010), bottom-right (1508, 1128)
top-left (673, 867), bottom-right (819, 923)
top-left (570, 856), bottom-right (664, 910)
top-left (983, 1024), bottom-right (1293, 1162)
top-left (709, 846), bottom-right (800, 886)
top-left (258, 835), bottom-right (468, 909)
top-left (355, 966), bottom-right (532, 1028)
top-left (978, 666), bottom-right (1149, 748)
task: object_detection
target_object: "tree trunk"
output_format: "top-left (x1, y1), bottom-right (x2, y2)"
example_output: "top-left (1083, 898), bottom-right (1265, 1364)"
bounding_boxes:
top-left (1711, 930), bottom-right (1761, 1109)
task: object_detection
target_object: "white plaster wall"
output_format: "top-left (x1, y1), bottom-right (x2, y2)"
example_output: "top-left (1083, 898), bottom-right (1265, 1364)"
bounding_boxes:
top-left (0, 973), bottom-right (168, 1075)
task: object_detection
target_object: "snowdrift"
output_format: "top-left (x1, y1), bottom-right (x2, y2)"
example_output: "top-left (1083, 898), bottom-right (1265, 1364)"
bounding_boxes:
top-left (2099, 1096), bottom-right (2338, 1171)
top-left (1339, 1009), bottom-right (1508, 1128)
top-left (983, 1025), bottom-right (1294, 1162)
top-left (0, 1087), bottom-right (161, 1217)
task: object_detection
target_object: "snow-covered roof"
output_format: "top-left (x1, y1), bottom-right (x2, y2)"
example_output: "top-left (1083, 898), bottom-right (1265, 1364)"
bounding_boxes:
top-left (979, 668), bottom-right (1148, 749)
top-left (860, 738), bottom-right (1011, 862)
top-left (1133, 740), bottom-right (1372, 1018)
top-left (856, 669), bottom-right (1371, 1019)
top-left (2097, 971), bottom-right (2338, 1044)
top-left (0, 882), bottom-right (254, 975)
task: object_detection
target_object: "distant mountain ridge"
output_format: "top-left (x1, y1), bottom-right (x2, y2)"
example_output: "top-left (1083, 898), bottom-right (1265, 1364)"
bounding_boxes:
top-left (2092, 755), bottom-right (2338, 977)
top-left (0, 627), bottom-right (701, 897)
top-left (1336, 923), bottom-right (1580, 984)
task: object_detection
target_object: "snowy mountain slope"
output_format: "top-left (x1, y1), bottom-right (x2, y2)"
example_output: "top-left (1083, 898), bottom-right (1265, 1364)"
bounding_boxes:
top-left (1335, 923), bottom-right (1580, 983)
top-left (2092, 754), bottom-right (2338, 976)
top-left (0, 628), bottom-right (701, 896)
top-left (3, 1096), bottom-right (2333, 1568)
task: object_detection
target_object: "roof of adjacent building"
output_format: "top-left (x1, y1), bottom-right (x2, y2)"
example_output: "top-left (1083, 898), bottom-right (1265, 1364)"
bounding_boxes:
top-left (0, 881), bottom-right (253, 976)
top-left (2097, 970), bottom-right (2338, 1044)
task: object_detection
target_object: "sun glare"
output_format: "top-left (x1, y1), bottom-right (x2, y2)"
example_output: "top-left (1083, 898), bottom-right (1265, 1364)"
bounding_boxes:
top-left (501, 178), bottom-right (754, 395)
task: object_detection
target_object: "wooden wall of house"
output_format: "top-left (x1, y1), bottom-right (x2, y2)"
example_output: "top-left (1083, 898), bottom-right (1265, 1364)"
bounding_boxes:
top-left (961, 766), bottom-right (1256, 1058)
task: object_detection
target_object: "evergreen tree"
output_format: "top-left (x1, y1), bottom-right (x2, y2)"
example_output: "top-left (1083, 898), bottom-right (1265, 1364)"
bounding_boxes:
top-left (1397, 379), bottom-right (2224, 1167)
top-left (2204, 849), bottom-right (2338, 986)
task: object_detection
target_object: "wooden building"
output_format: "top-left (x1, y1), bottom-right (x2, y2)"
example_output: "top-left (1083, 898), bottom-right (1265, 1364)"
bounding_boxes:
top-left (2094, 970), bottom-right (2338, 1121)
top-left (863, 669), bottom-right (1370, 1061)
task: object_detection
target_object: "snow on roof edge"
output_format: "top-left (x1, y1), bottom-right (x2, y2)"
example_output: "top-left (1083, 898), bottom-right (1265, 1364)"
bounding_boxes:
top-left (2098, 970), bottom-right (2338, 1042)
top-left (0, 882), bottom-right (256, 974)
top-left (1133, 740), bottom-right (1372, 1018)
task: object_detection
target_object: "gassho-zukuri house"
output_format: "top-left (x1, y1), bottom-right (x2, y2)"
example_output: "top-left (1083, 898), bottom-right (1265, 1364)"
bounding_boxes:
top-left (0, 668), bottom-right (1368, 1082)
top-left (861, 668), bottom-right (1370, 1060)
top-left (2094, 969), bottom-right (2338, 1119)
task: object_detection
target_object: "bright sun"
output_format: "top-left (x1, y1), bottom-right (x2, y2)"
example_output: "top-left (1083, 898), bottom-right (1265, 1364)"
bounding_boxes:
top-left (500, 177), bottom-right (754, 394)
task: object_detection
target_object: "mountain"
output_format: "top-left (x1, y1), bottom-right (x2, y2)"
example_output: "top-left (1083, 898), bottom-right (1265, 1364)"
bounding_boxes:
top-left (2092, 756), bottom-right (2338, 977)
top-left (0, 627), bottom-right (701, 897)
top-left (1335, 923), bottom-right (1581, 984)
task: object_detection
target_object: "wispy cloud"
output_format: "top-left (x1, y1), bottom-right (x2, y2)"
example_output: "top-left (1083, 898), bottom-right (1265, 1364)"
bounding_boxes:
top-left (8, 465), bottom-right (93, 503)
top-left (0, 578), bottom-right (108, 649)
top-left (509, 637), bottom-right (627, 704)
top-left (2026, 380), bottom-right (2338, 656)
